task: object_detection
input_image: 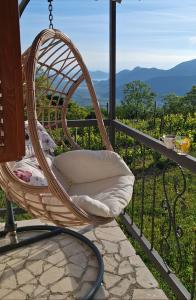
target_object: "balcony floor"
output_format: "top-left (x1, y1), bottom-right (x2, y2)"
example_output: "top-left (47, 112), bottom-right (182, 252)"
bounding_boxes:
top-left (0, 219), bottom-right (168, 300)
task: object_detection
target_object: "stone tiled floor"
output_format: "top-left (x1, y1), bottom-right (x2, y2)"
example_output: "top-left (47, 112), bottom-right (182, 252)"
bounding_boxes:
top-left (0, 219), bottom-right (168, 300)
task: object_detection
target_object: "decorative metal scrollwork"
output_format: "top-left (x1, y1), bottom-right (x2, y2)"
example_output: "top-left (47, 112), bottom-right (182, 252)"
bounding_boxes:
top-left (160, 161), bottom-right (187, 274)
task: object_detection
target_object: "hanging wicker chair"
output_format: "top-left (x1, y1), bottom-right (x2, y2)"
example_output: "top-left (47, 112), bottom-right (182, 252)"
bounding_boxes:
top-left (0, 29), bottom-right (134, 228)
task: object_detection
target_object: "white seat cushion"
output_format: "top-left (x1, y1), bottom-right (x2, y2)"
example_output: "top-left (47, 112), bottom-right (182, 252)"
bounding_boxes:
top-left (54, 150), bottom-right (135, 218)
top-left (69, 175), bottom-right (134, 217)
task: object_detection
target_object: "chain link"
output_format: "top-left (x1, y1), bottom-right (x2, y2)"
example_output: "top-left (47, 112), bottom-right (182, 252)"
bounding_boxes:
top-left (48, 0), bottom-right (54, 29)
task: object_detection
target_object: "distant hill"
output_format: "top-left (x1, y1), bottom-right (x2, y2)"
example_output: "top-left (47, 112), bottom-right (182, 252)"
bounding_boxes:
top-left (89, 70), bottom-right (108, 81)
top-left (114, 75), bottom-right (196, 104)
top-left (116, 67), bottom-right (166, 84)
top-left (70, 59), bottom-right (196, 106)
top-left (91, 59), bottom-right (196, 105)
top-left (166, 59), bottom-right (196, 77)
top-left (146, 75), bottom-right (196, 96)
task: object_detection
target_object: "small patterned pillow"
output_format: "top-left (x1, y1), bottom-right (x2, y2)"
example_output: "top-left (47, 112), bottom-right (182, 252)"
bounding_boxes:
top-left (25, 120), bottom-right (56, 155)
top-left (13, 155), bottom-right (53, 186)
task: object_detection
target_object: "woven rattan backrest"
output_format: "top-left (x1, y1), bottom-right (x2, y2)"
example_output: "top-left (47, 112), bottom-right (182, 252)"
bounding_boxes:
top-left (22, 29), bottom-right (113, 225)
top-left (24, 29), bottom-right (112, 151)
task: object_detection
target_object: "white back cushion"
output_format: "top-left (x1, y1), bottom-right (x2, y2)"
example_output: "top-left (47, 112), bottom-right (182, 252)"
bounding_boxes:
top-left (53, 150), bottom-right (132, 184)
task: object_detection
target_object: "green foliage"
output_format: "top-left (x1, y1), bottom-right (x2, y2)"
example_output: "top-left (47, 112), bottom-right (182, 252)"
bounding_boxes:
top-left (121, 80), bottom-right (156, 119)
top-left (118, 113), bottom-right (196, 155)
top-left (162, 93), bottom-right (184, 114)
top-left (184, 85), bottom-right (196, 114)
top-left (163, 87), bottom-right (196, 115)
top-left (67, 102), bottom-right (89, 120)
top-left (35, 70), bottom-right (51, 110)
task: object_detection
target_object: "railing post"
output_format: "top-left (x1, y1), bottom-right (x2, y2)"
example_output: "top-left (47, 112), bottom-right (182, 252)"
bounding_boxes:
top-left (109, 0), bottom-right (116, 149)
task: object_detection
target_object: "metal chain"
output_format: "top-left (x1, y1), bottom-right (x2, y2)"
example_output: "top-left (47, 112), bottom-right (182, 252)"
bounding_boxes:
top-left (48, 0), bottom-right (54, 29)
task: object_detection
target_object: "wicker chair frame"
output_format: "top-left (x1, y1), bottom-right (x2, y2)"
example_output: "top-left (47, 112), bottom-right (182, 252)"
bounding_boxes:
top-left (0, 29), bottom-right (114, 227)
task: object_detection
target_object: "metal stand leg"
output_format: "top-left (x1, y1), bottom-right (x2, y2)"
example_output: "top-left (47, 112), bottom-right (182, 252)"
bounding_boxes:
top-left (0, 225), bottom-right (104, 300)
top-left (0, 202), bottom-right (104, 300)
top-left (4, 198), bottom-right (18, 244)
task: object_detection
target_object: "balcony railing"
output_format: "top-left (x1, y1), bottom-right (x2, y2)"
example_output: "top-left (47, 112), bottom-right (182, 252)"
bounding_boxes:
top-left (0, 118), bottom-right (195, 300)
top-left (113, 119), bottom-right (196, 300)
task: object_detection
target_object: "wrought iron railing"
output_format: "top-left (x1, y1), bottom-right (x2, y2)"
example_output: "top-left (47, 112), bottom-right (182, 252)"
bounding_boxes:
top-left (113, 119), bottom-right (196, 300)
top-left (0, 119), bottom-right (195, 300)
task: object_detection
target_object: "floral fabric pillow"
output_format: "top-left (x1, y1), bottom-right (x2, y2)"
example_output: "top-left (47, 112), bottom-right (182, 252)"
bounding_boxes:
top-left (13, 121), bottom-right (57, 186)
top-left (13, 155), bottom-right (53, 186)
top-left (25, 120), bottom-right (57, 155)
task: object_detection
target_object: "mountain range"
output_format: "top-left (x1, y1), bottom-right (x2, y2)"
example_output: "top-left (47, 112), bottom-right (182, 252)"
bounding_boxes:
top-left (73, 59), bottom-right (196, 106)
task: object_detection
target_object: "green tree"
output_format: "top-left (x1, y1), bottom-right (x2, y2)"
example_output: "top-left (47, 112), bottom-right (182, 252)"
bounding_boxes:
top-left (35, 70), bottom-right (51, 106)
top-left (67, 101), bottom-right (89, 120)
top-left (184, 85), bottom-right (196, 114)
top-left (121, 80), bottom-right (156, 119)
top-left (162, 93), bottom-right (184, 114)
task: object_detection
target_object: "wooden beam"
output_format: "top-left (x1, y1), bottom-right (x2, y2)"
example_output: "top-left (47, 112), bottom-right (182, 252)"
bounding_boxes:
top-left (0, 0), bottom-right (25, 162)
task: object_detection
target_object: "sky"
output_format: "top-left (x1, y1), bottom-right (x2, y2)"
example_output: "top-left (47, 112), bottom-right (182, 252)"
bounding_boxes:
top-left (20, 0), bottom-right (196, 72)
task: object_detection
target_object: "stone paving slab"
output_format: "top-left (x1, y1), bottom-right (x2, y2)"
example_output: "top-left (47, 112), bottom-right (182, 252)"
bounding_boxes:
top-left (0, 219), bottom-right (168, 300)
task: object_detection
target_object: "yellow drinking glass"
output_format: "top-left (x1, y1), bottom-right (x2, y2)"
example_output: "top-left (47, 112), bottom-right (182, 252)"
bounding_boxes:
top-left (175, 136), bottom-right (191, 155)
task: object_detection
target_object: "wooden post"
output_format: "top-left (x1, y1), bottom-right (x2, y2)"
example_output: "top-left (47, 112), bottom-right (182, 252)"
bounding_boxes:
top-left (0, 0), bottom-right (25, 162)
